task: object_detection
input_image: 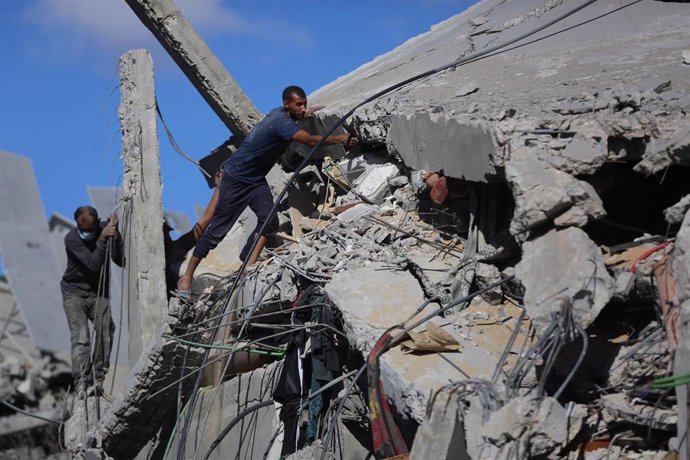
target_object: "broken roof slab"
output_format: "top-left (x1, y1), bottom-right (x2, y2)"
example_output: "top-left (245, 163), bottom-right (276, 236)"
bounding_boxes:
top-left (310, 1), bottom-right (690, 184)
top-left (325, 264), bottom-right (529, 423)
top-left (0, 151), bottom-right (70, 354)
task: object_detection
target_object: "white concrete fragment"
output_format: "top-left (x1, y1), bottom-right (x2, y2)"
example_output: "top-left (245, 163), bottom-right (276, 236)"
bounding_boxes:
top-left (683, 50), bottom-right (690, 65)
top-left (337, 204), bottom-right (376, 224)
top-left (352, 163), bottom-right (399, 204)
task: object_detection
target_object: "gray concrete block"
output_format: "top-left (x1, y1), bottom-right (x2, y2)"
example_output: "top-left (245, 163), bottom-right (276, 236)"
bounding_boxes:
top-left (410, 389), bottom-right (469, 460)
top-left (388, 112), bottom-right (499, 182)
top-left (481, 397), bottom-right (567, 457)
top-left (516, 227), bottom-right (615, 333)
top-left (98, 320), bottom-right (204, 459)
top-left (506, 146), bottom-right (606, 236)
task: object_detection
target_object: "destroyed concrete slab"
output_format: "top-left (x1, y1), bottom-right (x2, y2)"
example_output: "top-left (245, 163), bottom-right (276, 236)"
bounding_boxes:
top-left (325, 265), bottom-right (511, 422)
top-left (324, 264), bottom-right (434, 351)
top-left (410, 389), bottom-right (469, 460)
top-left (0, 150), bottom-right (49, 229)
top-left (388, 112), bottom-right (499, 182)
top-left (537, 134), bottom-right (608, 176)
top-left (506, 146), bottom-right (606, 235)
top-left (516, 227), bottom-right (615, 333)
top-left (337, 203), bottom-right (376, 225)
top-left (0, 225), bottom-right (70, 355)
top-left (0, 151), bottom-right (70, 354)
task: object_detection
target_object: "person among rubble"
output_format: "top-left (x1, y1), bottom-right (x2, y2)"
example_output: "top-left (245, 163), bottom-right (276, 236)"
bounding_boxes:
top-left (60, 205), bottom-right (123, 396)
top-left (176, 85), bottom-right (358, 296)
top-left (164, 170), bottom-right (221, 294)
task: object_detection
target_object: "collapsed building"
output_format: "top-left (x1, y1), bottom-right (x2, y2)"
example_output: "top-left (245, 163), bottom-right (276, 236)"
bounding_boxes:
top-left (4, 0), bottom-right (690, 458)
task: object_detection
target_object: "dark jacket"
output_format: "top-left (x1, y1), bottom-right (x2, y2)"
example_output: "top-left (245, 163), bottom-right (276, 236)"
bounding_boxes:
top-left (60, 221), bottom-right (124, 296)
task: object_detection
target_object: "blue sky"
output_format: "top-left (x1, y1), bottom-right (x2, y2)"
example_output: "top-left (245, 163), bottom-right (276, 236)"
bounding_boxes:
top-left (1, 0), bottom-right (475, 227)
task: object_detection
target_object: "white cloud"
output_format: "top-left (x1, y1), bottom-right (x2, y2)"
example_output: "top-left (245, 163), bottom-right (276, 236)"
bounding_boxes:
top-left (22, 0), bottom-right (309, 58)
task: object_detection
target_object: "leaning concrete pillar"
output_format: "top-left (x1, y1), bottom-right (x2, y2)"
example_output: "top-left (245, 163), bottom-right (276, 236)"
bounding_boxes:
top-left (119, 49), bottom-right (168, 362)
top-left (123, 0), bottom-right (262, 136)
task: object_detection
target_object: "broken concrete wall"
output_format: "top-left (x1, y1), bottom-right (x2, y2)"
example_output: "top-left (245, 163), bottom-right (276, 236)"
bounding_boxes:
top-left (119, 49), bottom-right (168, 362)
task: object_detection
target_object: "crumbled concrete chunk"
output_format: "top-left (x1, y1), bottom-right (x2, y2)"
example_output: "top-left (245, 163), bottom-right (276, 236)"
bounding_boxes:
top-left (482, 397), bottom-right (567, 457)
top-left (351, 163), bottom-right (399, 204)
top-left (664, 194), bottom-right (690, 224)
top-left (506, 146), bottom-right (606, 235)
top-left (516, 227), bottom-right (615, 332)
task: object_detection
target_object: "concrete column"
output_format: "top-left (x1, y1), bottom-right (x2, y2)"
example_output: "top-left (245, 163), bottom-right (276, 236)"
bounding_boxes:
top-left (119, 49), bottom-right (168, 362)
top-left (124, 0), bottom-right (262, 137)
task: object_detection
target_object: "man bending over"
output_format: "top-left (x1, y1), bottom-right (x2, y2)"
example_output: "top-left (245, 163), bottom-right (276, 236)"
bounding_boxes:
top-left (176, 86), bottom-right (357, 295)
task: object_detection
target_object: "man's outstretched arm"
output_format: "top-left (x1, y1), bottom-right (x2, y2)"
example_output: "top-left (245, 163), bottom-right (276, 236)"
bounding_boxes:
top-left (292, 130), bottom-right (358, 148)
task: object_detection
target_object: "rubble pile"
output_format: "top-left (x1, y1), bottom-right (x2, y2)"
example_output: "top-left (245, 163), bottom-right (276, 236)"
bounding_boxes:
top-left (157, 146), bottom-right (687, 458)
top-left (58, 0), bottom-right (690, 458)
top-left (0, 355), bottom-right (71, 459)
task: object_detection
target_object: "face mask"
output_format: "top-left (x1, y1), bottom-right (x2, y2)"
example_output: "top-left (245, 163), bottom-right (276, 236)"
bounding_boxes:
top-left (78, 230), bottom-right (97, 241)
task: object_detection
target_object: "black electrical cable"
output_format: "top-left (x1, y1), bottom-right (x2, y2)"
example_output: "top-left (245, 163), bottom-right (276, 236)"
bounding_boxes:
top-left (553, 322), bottom-right (589, 400)
top-left (201, 399), bottom-right (275, 460)
top-left (320, 364), bottom-right (367, 460)
top-left (0, 400), bottom-right (61, 425)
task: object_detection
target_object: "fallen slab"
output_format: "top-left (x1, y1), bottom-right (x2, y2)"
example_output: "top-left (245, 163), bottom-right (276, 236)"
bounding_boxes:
top-left (96, 316), bottom-right (204, 458)
top-left (325, 265), bottom-right (524, 422)
top-left (388, 112), bottom-right (500, 182)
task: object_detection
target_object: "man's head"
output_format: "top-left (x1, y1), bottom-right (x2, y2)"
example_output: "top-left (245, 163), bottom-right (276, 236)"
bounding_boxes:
top-left (74, 206), bottom-right (99, 241)
top-left (282, 85), bottom-right (307, 121)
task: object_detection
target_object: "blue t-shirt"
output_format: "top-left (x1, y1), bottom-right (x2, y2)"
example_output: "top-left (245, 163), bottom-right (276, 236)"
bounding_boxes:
top-left (223, 107), bottom-right (301, 183)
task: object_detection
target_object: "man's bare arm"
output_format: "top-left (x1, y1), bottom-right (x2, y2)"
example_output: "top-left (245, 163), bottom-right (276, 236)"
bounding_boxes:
top-left (292, 130), bottom-right (358, 147)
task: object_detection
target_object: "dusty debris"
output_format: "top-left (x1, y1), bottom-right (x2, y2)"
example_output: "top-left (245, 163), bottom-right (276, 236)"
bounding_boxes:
top-left (14, 0), bottom-right (689, 459)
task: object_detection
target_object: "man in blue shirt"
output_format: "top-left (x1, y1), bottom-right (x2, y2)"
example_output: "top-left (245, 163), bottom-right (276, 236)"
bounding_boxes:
top-left (176, 86), bottom-right (357, 295)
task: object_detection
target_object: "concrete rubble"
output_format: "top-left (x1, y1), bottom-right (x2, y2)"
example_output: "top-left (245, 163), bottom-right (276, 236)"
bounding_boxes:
top-left (5, 0), bottom-right (690, 458)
